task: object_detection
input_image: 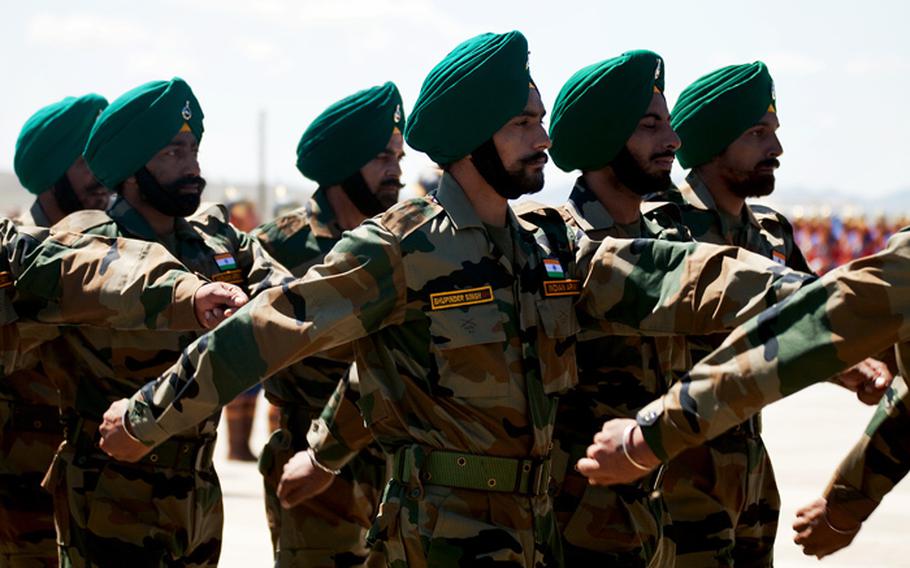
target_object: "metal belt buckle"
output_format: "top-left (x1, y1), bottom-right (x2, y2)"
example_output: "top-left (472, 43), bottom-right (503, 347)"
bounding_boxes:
top-left (531, 459), bottom-right (551, 496)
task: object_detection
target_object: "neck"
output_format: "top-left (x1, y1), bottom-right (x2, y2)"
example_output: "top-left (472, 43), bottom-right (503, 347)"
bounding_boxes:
top-left (694, 167), bottom-right (745, 217)
top-left (448, 160), bottom-right (509, 227)
top-left (123, 186), bottom-right (176, 237)
top-left (582, 168), bottom-right (642, 225)
top-left (36, 191), bottom-right (66, 225)
top-left (325, 185), bottom-right (368, 231)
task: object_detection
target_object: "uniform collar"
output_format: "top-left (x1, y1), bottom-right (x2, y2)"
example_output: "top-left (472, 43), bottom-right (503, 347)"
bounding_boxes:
top-left (107, 195), bottom-right (204, 243)
top-left (23, 200), bottom-right (52, 228)
top-left (434, 172), bottom-right (486, 231)
top-left (564, 177), bottom-right (618, 233)
top-left (681, 170), bottom-right (762, 231)
top-left (308, 188), bottom-right (344, 239)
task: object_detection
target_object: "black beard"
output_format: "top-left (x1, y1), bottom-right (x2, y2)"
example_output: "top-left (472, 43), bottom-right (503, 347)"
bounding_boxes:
top-left (470, 138), bottom-right (545, 200)
top-left (727, 159), bottom-right (780, 198)
top-left (609, 146), bottom-right (673, 196)
top-left (51, 173), bottom-right (85, 215)
top-left (134, 167), bottom-right (207, 217)
top-left (340, 172), bottom-right (388, 217)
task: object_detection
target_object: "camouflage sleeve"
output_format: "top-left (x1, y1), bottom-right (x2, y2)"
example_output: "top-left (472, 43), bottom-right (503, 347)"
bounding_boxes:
top-left (10, 228), bottom-right (206, 331)
top-left (126, 220), bottom-right (407, 446)
top-left (232, 225), bottom-right (295, 296)
top-left (824, 370), bottom-right (910, 525)
top-left (577, 236), bottom-right (813, 336)
top-left (635, 229), bottom-right (910, 461)
top-left (307, 368), bottom-right (376, 469)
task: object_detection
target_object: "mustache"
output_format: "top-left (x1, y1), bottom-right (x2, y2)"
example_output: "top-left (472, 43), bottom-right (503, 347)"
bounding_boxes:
top-left (520, 151), bottom-right (549, 166)
top-left (650, 150), bottom-right (676, 160)
top-left (163, 175), bottom-right (207, 192)
top-left (378, 177), bottom-right (404, 190)
top-left (756, 158), bottom-right (781, 170)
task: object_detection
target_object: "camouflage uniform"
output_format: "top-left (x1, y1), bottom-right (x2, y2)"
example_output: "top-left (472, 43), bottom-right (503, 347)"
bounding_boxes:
top-left (636, 226), bottom-right (910, 465)
top-left (656, 171), bottom-right (812, 567)
top-left (541, 181), bottom-right (690, 567)
top-left (40, 197), bottom-right (290, 568)
top-left (253, 190), bottom-right (386, 568)
top-left (123, 173), bottom-right (808, 568)
top-left (0, 218), bottom-right (214, 567)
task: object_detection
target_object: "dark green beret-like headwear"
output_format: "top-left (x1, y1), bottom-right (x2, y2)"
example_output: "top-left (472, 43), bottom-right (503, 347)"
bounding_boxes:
top-left (14, 94), bottom-right (108, 194)
top-left (405, 30), bottom-right (532, 165)
top-left (672, 61), bottom-right (776, 168)
top-left (84, 77), bottom-right (204, 189)
top-left (550, 50), bottom-right (665, 172)
top-left (296, 82), bottom-right (405, 186)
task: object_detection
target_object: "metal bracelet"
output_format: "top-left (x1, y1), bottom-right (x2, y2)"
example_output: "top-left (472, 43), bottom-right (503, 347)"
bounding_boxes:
top-left (822, 508), bottom-right (860, 536)
top-left (622, 423), bottom-right (653, 471)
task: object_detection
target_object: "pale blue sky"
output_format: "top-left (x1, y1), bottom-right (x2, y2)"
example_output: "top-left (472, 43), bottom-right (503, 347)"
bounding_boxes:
top-left (2, 1), bottom-right (908, 205)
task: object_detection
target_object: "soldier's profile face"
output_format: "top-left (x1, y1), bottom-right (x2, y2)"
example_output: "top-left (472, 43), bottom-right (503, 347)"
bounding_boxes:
top-left (145, 132), bottom-right (203, 194)
top-left (491, 88), bottom-right (551, 195)
top-left (66, 156), bottom-right (110, 210)
top-left (360, 130), bottom-right (405, 211)
top-left (613, 93), bottom-right (680, 195)
top-left (714, 111), bottom-right (783, 198)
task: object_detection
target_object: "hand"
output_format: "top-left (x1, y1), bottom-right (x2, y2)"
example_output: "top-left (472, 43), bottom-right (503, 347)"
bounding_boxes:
top-left (194, 282), bottom-right (249, 329)
top-left (832, 357), bottom-right (893, 405)
top-left (98, 398), bottom-right (152, 462)
top-left (793, 497), bottom-right (860, 558)
top-left (575, 418), bottom-right (660, 486)
top-left (276, 449), bottom-right (335, 509)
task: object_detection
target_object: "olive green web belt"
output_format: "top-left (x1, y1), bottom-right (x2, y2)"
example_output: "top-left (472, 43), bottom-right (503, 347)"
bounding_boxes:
top-left (391, 446), bottom-right (553, 496)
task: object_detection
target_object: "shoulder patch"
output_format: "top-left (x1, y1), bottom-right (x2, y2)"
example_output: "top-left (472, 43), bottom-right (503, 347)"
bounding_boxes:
top-left (380, 196), bottom-right (444, 239)
top-left (51, 210), bottom-right (115, 234)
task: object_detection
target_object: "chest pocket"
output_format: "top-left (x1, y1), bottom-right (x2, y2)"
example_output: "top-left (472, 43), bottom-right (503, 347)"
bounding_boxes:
top-left (427, 302), bottom-right (510, 398)
top-left (536, 297), bottom-right (580, 395)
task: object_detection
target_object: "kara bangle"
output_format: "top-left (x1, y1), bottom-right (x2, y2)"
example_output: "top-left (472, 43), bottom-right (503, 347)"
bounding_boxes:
top-left (622, 423), bottom-right (652, 471)
top-left (121, 408), bottom-right (143, 444)
top-left (822, 509), bottom-right (860, 536)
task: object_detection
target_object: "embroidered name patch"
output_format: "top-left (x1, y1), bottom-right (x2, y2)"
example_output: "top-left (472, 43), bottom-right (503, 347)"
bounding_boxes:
top-left (0, 271), bottom-right (12, 289)
top-left (212, 270), bottom-right (244, 285)
top-left (214, 253), bottom-right (238, 271)
top-left (430, 286), bottom-right (494, 311)
top-left (543, 279), bottom-right (581, 297)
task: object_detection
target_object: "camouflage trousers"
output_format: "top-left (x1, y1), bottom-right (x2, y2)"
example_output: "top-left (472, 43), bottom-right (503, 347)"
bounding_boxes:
top-left (369, 480), bottom-right (561, 568)
top-left (553, 442), bottom-right (674, 568)
top-left (47, 440), bottom-right (223, 568)
top-left (259, 424), bottom-right (386, 567)
top-left (662, 426), bottom-right (779, 568)
top-left (0, 402), bottom-right (61, 568)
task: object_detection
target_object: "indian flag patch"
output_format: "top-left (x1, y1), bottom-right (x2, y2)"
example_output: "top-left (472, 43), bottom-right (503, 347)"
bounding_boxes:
top-left (543, 258), bottom-right (564, 278)
top-left (771, 250), bottom-right (786, 265)
top-left (214, 253), bottom-right (238, 271)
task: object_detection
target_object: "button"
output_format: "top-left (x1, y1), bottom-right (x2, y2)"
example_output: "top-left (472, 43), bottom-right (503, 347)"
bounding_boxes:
top-left (456, 457), bottom-right (467, 467)
top-left (521, 463), bottom-right (531, 473)
top-left (487, 478), bottom-right (497, 488)
top-left (149, 454), bottom-right (159, 463)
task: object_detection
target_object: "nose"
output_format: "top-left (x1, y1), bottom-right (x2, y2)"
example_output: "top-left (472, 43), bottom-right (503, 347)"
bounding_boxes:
top-left (768, 133), bottom-right (783, 159)
top-left (665, 125), bottom-right (681, 152)
top-left (534, 123), bottom-right (552, 151)
top-left (186, 154), bottom-right (201, 178)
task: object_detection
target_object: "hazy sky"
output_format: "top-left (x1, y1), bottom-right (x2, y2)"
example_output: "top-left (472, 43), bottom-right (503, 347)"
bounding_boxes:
top-left (2, 1), bottom-right (908, 205)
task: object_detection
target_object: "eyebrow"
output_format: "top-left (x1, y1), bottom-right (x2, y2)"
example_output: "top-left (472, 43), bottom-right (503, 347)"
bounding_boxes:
top-left (641, 113), bottom-right (662, 120)
top-left (520, 109), bottom-right (546, 119)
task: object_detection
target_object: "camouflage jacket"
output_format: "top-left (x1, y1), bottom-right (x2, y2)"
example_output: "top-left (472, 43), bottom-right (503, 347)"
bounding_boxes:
top-left (252, 189), bottom-right (355, 414)
top-left (124, 173), bottom-right (807, 471)
top-left (634, 228), bottom-right (910, 465)
top-left (39, 197), bottom-right (290, 432)
top-left (548, 181), bottom-right (692, 453)
top-left (1, 217), bottom-right (208, 378)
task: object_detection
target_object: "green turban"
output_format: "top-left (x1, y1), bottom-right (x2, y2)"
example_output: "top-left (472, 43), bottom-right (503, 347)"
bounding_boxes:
top-left (14, 94), bottom-right (108, 194)
top-left (672, 62), bottom-right (776, 168)
top-left (405, 31), bottom-right (532, 165)
top-left (297, 82), bottom-right (405, 186)
top-left (84, 77), bottom-right (204, 189)
top-left (549, 50), bottom-right (665, 172)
